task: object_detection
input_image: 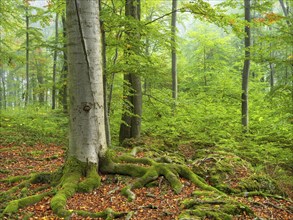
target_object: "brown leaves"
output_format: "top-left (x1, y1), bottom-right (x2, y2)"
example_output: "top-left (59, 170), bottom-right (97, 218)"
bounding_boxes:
top-left (1, 143), bottom-right (293, 220)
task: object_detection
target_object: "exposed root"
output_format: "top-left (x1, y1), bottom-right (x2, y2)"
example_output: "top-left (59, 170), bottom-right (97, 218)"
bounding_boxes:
top-left (3, 191), bottom-right (53, 215)
top-left (73, 208), bottom-right (129, 219)
top-left (0, 172), bottom-right (52, 204)
top-left (179, 190), bottom-right (253, 220)
top-left (236, 191), bottom-right (284, 199)
top-left (2, 150), bottom-right (249, 219)
top-left (101, 152), bottom-right (224, 201)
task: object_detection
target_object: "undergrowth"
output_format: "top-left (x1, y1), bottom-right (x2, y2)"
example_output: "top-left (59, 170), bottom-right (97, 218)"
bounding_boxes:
top-left (0, 106), bottom-right (68, 146)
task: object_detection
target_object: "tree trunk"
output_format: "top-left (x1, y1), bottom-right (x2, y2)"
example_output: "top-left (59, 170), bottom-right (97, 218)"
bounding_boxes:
top-left (119, 0), bottom-right (142, 143)
top-left (0, 69), bottom-right (6, 110)
top-left (35, 49), bottom-right (45, 105)
top-left (66, 0), bottom-right (107, 164)
top-left (171, 0), bottom-right (178, 100)
top-left (279, 0), bottom-right (291, 26)
top-left (100, 2), bottom-right (112, 147)
top-left (52, 13), bottom-right (59, 110)
top-left (25, 3), bottom-right (29, 106)
top-left (60, 16), bottom-right (68, 113)
top-left (241, 0), bottom-right (251, 132)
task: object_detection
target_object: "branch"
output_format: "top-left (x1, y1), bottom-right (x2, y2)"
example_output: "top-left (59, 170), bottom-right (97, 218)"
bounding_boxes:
top-left (144, 8), bottom-right (185, 25)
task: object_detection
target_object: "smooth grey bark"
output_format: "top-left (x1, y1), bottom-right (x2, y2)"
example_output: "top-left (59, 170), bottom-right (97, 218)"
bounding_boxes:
top-left (171, 0), bottom-right (178, 100)
top-left (25, 4), bottom-right (29, 106)
top-left (52, 13), bottom-right (59, 110)
top-left (66, 0), bottom-right (107, 164)
top-left (119, 0), bottom-right (142, 143)
top-left (241, 0), bottom-right (251, 132)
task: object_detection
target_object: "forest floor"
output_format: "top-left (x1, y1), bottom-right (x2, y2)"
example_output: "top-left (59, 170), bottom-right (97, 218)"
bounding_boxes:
top-left (1, 139), bottom-right (293, 220)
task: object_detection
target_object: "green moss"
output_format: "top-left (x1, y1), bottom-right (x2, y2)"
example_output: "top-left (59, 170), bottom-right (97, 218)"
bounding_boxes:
top-left (183, 209), bottom-right (232, 220)
top-left (121, 186), bottom-right (136, 202)
top-left (99, 150), bottom-right (117, 173)
top-left (192, 190), bottom-right (218, 197)
top-left (30, 173), bottom-right (52, 184)
top-left (132, 168), bottom-right (159, 189)
top-left (178, 212), bottom-right (201, 220)
top-left (178, 165), bottom-right (224, 195)
top-left (51, 193), bottom-right (70, 217)
top-left (0, 175), bottom-right (30, 183)
top-left (222, 203), bottom-right (252, 215)
top-left (215, 183), bottom-right (235, 193)
top-left (51, 157), bottom-right (83, 217)
top-left (3, 192), bottom-right (50, 214)
top-left (113, 163), bottom-right (148, 177)
top-left (78, 165), bottom-right (101, 193)
top-left (239, 174), bottom-right (280, 194)
top-left (157, 165), bottom-right (182, 194)
top-left (117, 154), bottom-right (153, 166)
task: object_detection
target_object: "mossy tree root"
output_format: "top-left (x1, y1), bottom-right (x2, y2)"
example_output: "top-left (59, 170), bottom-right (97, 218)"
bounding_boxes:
top-left (50, 157), bottom-right (100, 217)
top-left (1, 172), bottom-right (55, 217)
top-left (49, 157), bottom-right (127, 218)
top-left (236, 191), bottom-right (284, 199)
top-left (73, 208), bottom-right (130, 220)
top-left (0, 172), bottom-right (52, 204)
top-left (3, 191), bottom-right (53, 215)
top-left (1, 156), bottom-right (129, 219)
top-left (101, 153), bottom-right (224, 201)
top-left (179, 191), bottom-right (253, 220)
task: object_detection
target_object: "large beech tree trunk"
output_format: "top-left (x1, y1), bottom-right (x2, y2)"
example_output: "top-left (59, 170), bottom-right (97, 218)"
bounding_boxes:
top-left (66, 0), bottom-right (107, 164)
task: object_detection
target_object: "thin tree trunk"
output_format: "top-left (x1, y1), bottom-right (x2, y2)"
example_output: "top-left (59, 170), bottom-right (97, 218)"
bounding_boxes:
top-left (269, 27), bottom-right (274, 91)
top-left (34, 49), bottom-right (45, 104)
top-left (0, 69), bottom-right (6, 110)
top-left (25, 4), bottom-right (29, 106)
top-left (100, 1), bottom-right (111, 147)
top-left (242, 0), bottom-right (251, 132)
top-left (61, 16), bottom-right (68, 113)
top-left (52, 13), bottom-right (59, 110)
top-left (171, 0), bottom-right (178, 100)
top-left (203, 46), bottom-right (207, 86)
top-left (279, 0), bottom-right (291, 26)
top-left (107, 0), bottom-right (123, 115)
top-left (108, 31), bottom-right (122, 115)
top-left (269, 63), bottom-right (274, 90)
top-left (119, 0), bottom-right (142, 143)
top-left (131, 74), bottom-right (142, 138)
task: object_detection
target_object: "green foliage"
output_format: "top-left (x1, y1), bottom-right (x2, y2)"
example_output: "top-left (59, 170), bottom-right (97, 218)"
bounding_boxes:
top-left (0, 106), bottom-right (68, 145)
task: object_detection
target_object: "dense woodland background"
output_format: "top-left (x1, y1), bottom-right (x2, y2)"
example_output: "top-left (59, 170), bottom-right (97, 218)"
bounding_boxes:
top-left (0, 0), bottom-right (293, 218)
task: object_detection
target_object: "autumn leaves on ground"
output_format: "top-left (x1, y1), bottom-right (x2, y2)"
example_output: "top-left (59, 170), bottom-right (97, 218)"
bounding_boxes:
top-left (0, 137), bottom-right (292, 219)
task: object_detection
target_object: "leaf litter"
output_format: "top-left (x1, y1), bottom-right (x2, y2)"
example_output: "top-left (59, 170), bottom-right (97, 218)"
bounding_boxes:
top-left (0, 143), bottom-right (292, 219)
